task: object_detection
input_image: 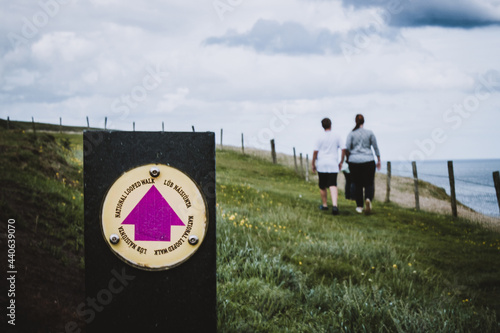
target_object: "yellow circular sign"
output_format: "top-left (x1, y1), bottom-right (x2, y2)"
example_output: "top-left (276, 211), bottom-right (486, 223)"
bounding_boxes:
top-left (101, 164), bottom-right (208, 270)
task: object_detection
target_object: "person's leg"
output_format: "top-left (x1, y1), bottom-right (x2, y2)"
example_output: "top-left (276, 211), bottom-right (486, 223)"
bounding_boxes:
top-left (320, 188), bottom-right (328, 208)
top-left (350, 163), bottom-right (364, 209)
top-left (318, 172), bottom-right (328, 209)
top-left (329, 185), bottom-right (338, 207)
top-left (365, 162), bottom-right (376, 201)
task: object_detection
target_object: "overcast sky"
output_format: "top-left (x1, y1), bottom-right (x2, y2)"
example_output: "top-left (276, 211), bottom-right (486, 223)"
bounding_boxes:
top-left (1, 0), bottom-right (500, 161)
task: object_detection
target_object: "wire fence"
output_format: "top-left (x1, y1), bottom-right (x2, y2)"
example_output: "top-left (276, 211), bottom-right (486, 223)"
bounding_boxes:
top-left (2, 116), bottom-right (500, 219)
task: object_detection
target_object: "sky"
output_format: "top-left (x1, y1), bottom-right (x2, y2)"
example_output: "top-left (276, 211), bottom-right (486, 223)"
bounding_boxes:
top-left (1, 0), bottom-right (500, 161)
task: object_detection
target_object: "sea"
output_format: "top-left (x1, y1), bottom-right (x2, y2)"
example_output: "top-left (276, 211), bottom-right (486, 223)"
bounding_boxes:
top-left (379, 159), bottom-right (500, 218)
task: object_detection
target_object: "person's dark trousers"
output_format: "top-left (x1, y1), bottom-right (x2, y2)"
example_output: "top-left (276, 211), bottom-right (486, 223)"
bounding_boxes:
top-left (349, 161), bottom-right (376, 208)
top-left (343, 171), bottom-right (353, 199)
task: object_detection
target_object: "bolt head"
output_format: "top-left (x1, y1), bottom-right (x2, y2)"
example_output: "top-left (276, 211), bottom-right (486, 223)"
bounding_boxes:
top-left (188, 235), bottom-right (199, 245)
top-left (150, 167), bottom-right (160, 178)
top-left (109, 234), bottom-right (120, 244)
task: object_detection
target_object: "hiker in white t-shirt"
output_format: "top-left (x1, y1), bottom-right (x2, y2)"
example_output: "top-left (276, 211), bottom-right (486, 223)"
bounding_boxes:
top-left (312, 118), bottom-right (347, 215)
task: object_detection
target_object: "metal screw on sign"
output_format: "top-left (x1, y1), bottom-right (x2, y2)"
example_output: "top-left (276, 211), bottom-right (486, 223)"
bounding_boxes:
top-left (150, 167), bottom-right (160, 178)
top-left (188, 235), bottom-right (199, 245)
top-left (109, 234), bottom-right (120, 245)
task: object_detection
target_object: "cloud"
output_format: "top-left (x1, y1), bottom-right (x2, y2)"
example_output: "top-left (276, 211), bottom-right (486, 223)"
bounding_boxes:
top-left (340, 0), bottom-right (500, 28)
top-left (204, 19), bottom-right (346, 55)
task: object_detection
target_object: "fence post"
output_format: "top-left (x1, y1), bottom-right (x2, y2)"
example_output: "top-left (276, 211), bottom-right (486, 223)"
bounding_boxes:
top-left (192, 126), bottom-right (195, 132)
top-left (104, 117), bottom-right (107, 130)
top-left (412, 161), bottom-right (420, 211)
top-left (241, 133), bottom-right (244, 154)
top-left (7, 116), bottom-right (9, 130)
top-left (31, 117), bottom-right (36, 136)
top-left (220, 129), bottom-right (223, 149)
top-left (59, 117), bottom-right (62, 133)
top-left (293, 147), bottom-right (298, 174)
top-left (385, 161), bottom-right (391, 203)
top-left (448, 161), bottom-right (458, 217)
top-left (133, 122), bottom-right (136, 132)
top-left (270, 139), bottom-right (277, 164)
top-left (493, 171), bottom-right (500, 214)
top-left (87, 116), bottom-right (90, 128)
top-left (305, 154), bottom-right (309, 182)
top-left (299, 153), bottom-right (304, 178)
top-left (162, 121), bottom-right (164, 132)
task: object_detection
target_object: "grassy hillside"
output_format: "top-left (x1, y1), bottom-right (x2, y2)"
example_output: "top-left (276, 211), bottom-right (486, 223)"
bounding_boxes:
top-left (216, 149), bottom-right (500, 332)
top-left (0, 129), bottom-right (85, 332)
top-left (1, 125), bottom-right (500, 332)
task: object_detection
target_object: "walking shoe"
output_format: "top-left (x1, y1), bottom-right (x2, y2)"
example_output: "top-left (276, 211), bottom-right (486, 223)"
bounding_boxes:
top-left (356, 207), bottom-right (363, 214)
top-left (332, 206), bottom-right (339, 215)
top-left (365, 199), bottom-right (372, 214)
top-left (319, 205), bottom-right (329, 211)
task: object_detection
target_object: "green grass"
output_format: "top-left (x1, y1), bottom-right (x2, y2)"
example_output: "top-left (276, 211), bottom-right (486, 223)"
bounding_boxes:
top-left (0, 129), bottom-right (84, 267)
top-left (2, 125), bottom-right (500, 332)
top-left (216, 149), bottom-right (500, 332)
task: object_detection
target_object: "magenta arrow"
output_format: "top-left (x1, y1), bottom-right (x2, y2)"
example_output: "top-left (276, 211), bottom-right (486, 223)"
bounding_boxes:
top-left (122, 185), bottom-right (185, 241)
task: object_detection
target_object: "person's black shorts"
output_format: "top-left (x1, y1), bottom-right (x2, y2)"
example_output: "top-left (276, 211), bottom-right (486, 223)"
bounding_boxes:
top-left (318, 172), bottom-right (338, 189)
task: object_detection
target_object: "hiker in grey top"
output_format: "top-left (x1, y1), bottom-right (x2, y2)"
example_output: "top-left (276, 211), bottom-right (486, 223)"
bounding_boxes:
top-left (345, 114), bottom-right (381, 214)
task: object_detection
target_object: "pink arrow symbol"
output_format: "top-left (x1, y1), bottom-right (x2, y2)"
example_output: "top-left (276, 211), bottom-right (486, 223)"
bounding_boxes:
top-left (122, 185), bottom-right (185, 241)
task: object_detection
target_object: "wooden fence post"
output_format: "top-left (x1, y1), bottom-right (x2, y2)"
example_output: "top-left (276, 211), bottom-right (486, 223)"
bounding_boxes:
top-left (162, 121), bottom-right (164, 132)
top-left (133, 122), bottom-right (136, 132)
top-left (104, 117), bottom-right (107, 130)
top-left (448, 161), bottom-right (458, 217)
top-left (270, 139), bottom-right (277, 164)
top-left (220, 129), bottom-right (223, 149)
top-left (241, 133), bottom-right (244, 154)
top-left (412, 161), bottom-right (420, 211)
top-left (385, 161), bottom-right (391, 203)
top-left (87, 116), bottom-right (90, 128)
top-left (192, 125), bottom-right (195, 132)
top-left (59, 117), bottom-right (62, 133)
top-left (299, 153), bottom-right (304, 178)
top-left (305, 154), bottom-right (309, 182)
top-left (31, 117), bottom-right (36, 136)
top-left (493, 171), bottom-right (500, 215)
top-left (7, 116), bottom-right (10, 130)
top-left (293, 148), bottom-right (298, 174)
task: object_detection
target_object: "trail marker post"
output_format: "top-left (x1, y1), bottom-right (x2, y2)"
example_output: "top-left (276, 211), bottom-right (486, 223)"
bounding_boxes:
top-left (84, 131), bottom-right (216, 332)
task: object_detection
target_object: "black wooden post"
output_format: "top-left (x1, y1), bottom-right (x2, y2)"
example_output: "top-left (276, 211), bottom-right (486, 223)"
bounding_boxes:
top-left (87, 116), bottom-right (90, 128)
top-left (7, 116), bottom-right (10, 130)
top-left (59, 117), bottom-right (62, 133)
top-left (385, 161), bottom-right (391, 203)
top-left (31, 117), bottom-right (36, 137)
top-left (299, 153), bottom-right (304, 178)
top-left (84, 131), bottom-right (216, 332)
top-left (305, 154), bottom-right (309, 182)
top-left (412, 161), bottom-right (420, 211)
top-left (220, 129), bottom-right (223, 149)
top-left (241, 133), bottom-right (244, 154)
top-left (448, 161), bottom-right (458, 217)
top-left (104, 117), bottom-right (107, 130)
top-left (293, 148), bottom-right (298, 174)
top-left (270, 139), bottom-right (277, 164)
top-left (493, 171), bottom-right (500, 214)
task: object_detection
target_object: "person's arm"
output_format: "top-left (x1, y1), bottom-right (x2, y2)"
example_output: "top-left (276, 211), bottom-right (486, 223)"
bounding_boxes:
top-left (339, 149), bottom-right (347, 171)
top-left (371, 132), bottom-right (381, 170)
top-left (312, 150), bottom-right (318, 174)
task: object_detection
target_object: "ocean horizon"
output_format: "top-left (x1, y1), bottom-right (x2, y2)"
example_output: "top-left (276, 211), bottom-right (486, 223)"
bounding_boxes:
top-left (379, 158), bottom-right (500, 218)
